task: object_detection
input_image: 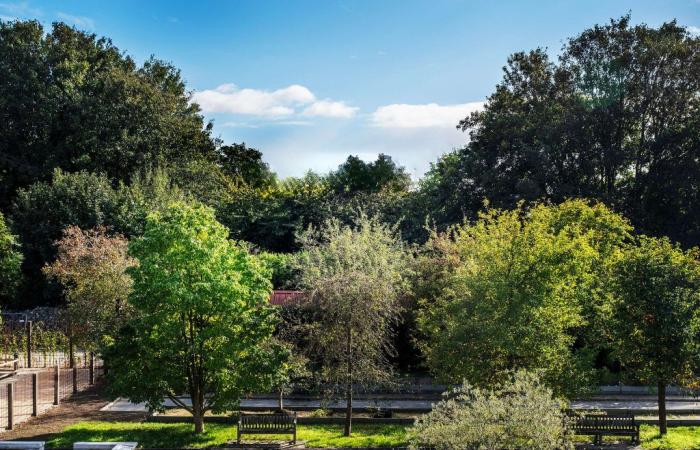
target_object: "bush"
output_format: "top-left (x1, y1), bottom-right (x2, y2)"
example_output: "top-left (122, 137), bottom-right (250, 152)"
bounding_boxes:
top-left (408, 370), bottom-right (572, 450)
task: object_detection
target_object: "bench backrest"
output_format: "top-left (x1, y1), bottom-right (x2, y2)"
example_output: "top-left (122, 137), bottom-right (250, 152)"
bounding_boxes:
top-left (239, 413), bottom-right (296, 431)
top-left (573, 414), bottom-right (637, 431)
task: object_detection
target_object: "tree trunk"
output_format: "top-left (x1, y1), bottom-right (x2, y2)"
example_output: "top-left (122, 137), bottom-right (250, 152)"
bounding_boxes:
top-left (278, 389), bottom-right (284, 411)
top-left (193, 411), bottom-right (204, 434)
top-left (658, 381), bottom-right (667, 435)
top-left (344, 327), bottom-right (353, 437)
top-left (192, 387), bottom-right (205, 434)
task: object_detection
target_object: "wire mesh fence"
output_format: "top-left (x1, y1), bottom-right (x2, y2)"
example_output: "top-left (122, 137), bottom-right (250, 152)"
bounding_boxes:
top-left (0, 356), bottom-right (104, 433)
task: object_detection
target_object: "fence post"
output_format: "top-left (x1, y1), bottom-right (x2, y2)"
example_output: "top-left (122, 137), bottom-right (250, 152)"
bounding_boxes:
top-left (53, 364), bottom-right (60, 405)
top-left (89, 352), bottom-right (95, 385)
top-left (7, 383), bottom-right (13, 430)
top-left (13, 352), bottom-right (18, 371)
top-left (32, 372), bottom-right (38, 416)
top-left (26, 321), bottom-right (32, 369)
top-left (72, 366), bottom-right (78, 394)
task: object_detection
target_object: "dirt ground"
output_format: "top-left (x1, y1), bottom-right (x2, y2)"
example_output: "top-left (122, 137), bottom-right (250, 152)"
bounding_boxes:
top-left (0, 383), bottom-right (146, 442)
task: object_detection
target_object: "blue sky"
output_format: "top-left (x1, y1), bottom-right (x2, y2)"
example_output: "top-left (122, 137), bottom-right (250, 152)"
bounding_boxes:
top-left (2, 1), bottom-right (699, 179)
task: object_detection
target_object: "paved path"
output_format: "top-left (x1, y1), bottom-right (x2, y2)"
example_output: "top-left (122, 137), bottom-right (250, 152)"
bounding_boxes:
top-left (101, 396), bottom-right (700, 413)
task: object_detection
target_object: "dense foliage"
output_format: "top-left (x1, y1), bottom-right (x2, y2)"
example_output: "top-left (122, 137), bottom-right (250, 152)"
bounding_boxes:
top-left (418, 16), bottom-right (700, 248)
top-left (415, 200), bottom-right (631, 395)
top-left (608, 236), bottom-right (700, 433)
top-left (409, 370), bottom-right (572, 450)
top-left (0, 211), bottom-right (22, 305)
top-left (104, 202), bottom-right (284, 433)
top-left (0, 20), bottom-right (216, 210)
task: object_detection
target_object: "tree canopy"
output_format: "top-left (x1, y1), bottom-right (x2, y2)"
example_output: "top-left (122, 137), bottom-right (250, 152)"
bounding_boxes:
top-left (419, 16), bottom-right (700, 247)
top-left (608, 235), bottom-right (700, 433)
top-left (0, 20), bottom-right (217, 209)
top-left (104, 202), bottom-right (284, 433)
top-left (415, 200), bottom-right (632, 395)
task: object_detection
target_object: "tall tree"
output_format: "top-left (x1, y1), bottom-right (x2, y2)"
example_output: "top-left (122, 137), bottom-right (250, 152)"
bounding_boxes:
top-left (43, 226), bottom-right (136, 349)
top-left (415, 201), bottom-right (631, 395)
top-left (0, 20), bottom-right (217, 210)
top-left (296, 216), bottom-right (408, 435)
top-left (104, 202), bottom-right (283, 433)
top-left (608, 236), bottom-right (700, 434)
top-left (422, 17), bottom-right (700, 247)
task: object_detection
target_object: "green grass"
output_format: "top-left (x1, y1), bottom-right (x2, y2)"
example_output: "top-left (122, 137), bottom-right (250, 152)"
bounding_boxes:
top-left (640, 425), bottom-right (700, 450)
top-left (44, 421), bottom-right (700, 449)
top-left (46, 422), bottom-right (409, 448)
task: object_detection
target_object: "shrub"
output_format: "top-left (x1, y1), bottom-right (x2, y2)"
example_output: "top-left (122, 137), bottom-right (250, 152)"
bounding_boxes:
top-left (408, 370), bottom-right (572, 450)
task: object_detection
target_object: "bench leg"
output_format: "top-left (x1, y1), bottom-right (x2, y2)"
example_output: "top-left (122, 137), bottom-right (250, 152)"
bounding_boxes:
top-left (293, 428), bottom-right (297, 445)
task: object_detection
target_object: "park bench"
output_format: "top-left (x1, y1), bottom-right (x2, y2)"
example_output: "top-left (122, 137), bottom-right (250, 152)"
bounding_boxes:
top-left (237, 412), bottom-right (297, 444)
top-left (568, 411), bottom-right (640, 445)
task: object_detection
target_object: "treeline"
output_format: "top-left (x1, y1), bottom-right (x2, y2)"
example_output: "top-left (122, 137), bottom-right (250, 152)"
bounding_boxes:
top-left (0, 16), bottom-right (699, 433)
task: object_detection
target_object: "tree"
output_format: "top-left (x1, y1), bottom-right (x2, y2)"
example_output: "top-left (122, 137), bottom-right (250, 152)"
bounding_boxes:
top-left (409, 370), bottom-right (572, 450)
top-left (415, 201), bottom-right (631, 395)
top-left (420, 17), bottom-right (700, 247)
top-left (0, 211), bottom-right (22, 305)
top-left (608, 236), bottom-right (700, 434)
top-left (43, 226), bottom-right (136, 349)
top-left (217, 143), bottom-right (276, 190)
top-left (296, 215), bottom-right (408, 435)
top-left (328, 154), bottom-right (411, 195)
top-left (11, 169), bottom-right (122, 306)
top-left (0, 20), bottom-right (217, 209)
top-left (104, 201), bottom-right (284, 433)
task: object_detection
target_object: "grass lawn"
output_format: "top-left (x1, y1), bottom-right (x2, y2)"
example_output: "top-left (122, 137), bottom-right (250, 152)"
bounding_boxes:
top-left (45, 422), bottom-right (409, 448)
top-left (44, 421), bottom-right (700, 449)
top-left (640, 425), bottom-right (700, 449)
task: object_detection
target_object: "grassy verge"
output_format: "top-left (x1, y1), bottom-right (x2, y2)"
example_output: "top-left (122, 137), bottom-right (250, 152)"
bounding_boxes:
top-left (46, 422), bottom-right (409, 448)
top-left (44, 421), bottom-right (700, 449)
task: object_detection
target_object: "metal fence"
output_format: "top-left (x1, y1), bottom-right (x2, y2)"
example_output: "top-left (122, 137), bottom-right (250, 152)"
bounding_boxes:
top-left (0, 355), bottom-right (103, 431)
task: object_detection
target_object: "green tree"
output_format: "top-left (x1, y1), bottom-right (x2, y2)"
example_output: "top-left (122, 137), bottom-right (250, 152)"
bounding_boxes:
top-left (608, 236), bottom-right (700, 434)
top-left (217, 143), bottom-right (276, 190)
top-left (328, 154), bottom-right (411, 194)
top-left (296, 215), bottom-right (408, 435)
top-left (43, 226), bottom-right (136, 349)
top-left (0, 211), bottom-right (22, 305)
top-left (104, 202), bottom-right (283, 433)
top-left (0, 20), bottom-right (216, 209)
top-left (415, 201), bottom-right (630, 395)
top-left (11, 169), bottom-right (121, 306)
top-left (420, 17), bottom-right (700, 247)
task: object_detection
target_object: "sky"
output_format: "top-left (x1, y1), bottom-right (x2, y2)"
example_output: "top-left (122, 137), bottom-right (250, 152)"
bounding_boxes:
top-left (2, 1), bottom-right (699, 179)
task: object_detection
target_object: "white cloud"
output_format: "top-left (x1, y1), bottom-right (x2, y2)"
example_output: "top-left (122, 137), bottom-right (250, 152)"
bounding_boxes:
top-left (57, 12), bottom-right (95, 30)
top-left (371, 101), bottom-right (484, 128)
top-left (0, 2), bottom-right (41, 17)
top-left (192, 83), bottom-right (316, 116)
top-left (688, 26), bottom-right (700, 36)
top-left (302, 100), bottom-right (358, 118)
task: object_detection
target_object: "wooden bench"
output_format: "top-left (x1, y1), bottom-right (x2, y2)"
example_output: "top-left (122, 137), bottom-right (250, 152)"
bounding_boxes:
top-left (237, 412), bottom-right (297, 444)
top-left (568, 411), bottom-right (640, 445)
